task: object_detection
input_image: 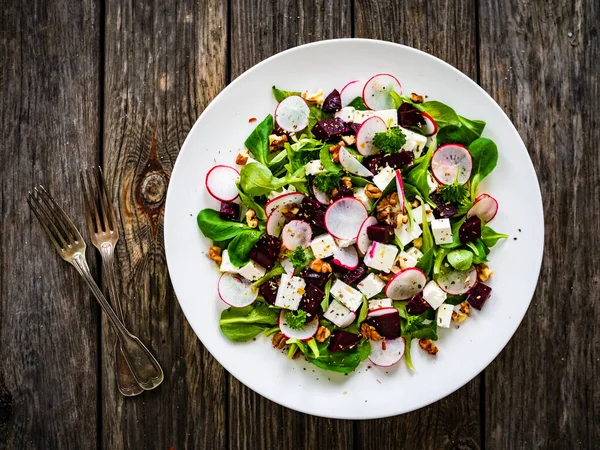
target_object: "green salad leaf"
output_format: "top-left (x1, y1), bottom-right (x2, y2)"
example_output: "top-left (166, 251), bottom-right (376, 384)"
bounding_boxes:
top-left (406, 143), bottom-right (436, 201)
top-left (416, 247), bottom-right (434, 276)
top-left (400, 309), bottom-right (438, 371)
top-left (468, 138), bottom-right (499, 198)
top-left (321, 277), bottom-right (333, 311)
top-left (272, 86), bottom-right (301, 102)
top-left (372, 127), bottom-right (407, 153)
top-left (240, 162), bottom-right (306, 197)
top-left (481, 225), bottom-right (509, 248)
top-left (447, 249), bottom-right (473, 271)
top-left (418, 101), bottom-right (460, 128)
top-left (219, 302), bottom-right (280, 342)
top-left (244, 115), bottom-right (273, 166)
top-left (436, 125), bottom-right (472, 147)
top-left (348, 96), bottom-right (369, 110)
top-left (459, 116), bottom-right (486, 142)
top-left (237, 187), bottom-right (267, 221)
top-left (228, 229), bottom-right (264, 267)
top-left (304, 339), bottom-right (370, 374)
top-left (197, 209), bottom-right (253, 241)
top-left (440, 216), bottom-right (467, 249)
top-left (357, 296), bottom-right (368, 324)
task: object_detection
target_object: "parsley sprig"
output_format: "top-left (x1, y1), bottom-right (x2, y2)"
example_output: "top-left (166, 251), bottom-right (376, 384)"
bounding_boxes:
top-left (313, 172), bottom-right (341, 194)
top-left (285, 310), bottom-right (308, 329)
top-left (372, 127), bottom-right (407, 153)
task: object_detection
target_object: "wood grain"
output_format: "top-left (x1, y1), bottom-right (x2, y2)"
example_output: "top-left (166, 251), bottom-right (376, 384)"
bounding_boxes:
top-left (228, 1), bottom-right (354, 449)
top-left (101, 0), bottom-right (228, 448)
top-left (479, 0), bottom-right (600, 448)
top-left (0, 0), bottom-right (101, 448)
top-left (354, 1), bottom-right (483, 448)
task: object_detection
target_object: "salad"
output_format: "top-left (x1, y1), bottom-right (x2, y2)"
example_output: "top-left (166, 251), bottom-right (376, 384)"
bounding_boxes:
top-left (197, 74), bottom-right (508, 374)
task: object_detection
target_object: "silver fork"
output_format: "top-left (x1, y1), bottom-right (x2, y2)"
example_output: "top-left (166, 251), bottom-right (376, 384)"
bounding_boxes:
top-left (80, 168), bottom-right (150, 396)
top-left (26, 185), bottom-right (164, 391)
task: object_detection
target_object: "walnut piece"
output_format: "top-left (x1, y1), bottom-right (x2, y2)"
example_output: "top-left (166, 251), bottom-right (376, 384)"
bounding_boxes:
top-left (341, 176), bottom-right (353, 189)
top-left (378, 273), bottom-right (393, 282)
top-left (309, 259), bottom-right (332, 273)
top-left (476, 263), bottom-right (493, 282)
top-left (360, 323), bottom-right (382, 341)
top-left (245, 209), bottom-right (258, 228)
top-left (268, 134), bottom-right (288, 152)
top-left (341, 135), bottom-right (356, 146)
top-left (301, 89), bottom-right (325, 105)
top-left (452, 311), bottom-right (468, 323)
top-left (411, 199), bottom-right (420, 208)
top-left (460, 301), bottom-right (471, 315)
top-left (329, 142), bottom-right (342, 163)
top-left (419, 338), bottom-right (438, 355)
top-left (208, 246), bottom-right (222, 264)
top-left (315, 326), bottom-right (331, 343)
top-left (292, 349), bottom-right (302, 359)
top-left (236, 148), bottom-right (250, 165)
top-left (410, 92), bottom-right (425, 103)
top-left (387, 192), bottom-right (399, 206)
top-left (272, 332), bottom-right (287, 350)
top-left (365, 183), bottom-right (382, 199)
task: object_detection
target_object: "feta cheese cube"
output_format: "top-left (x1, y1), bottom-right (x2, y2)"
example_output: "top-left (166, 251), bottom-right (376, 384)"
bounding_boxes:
top-left (398, 247), bottom-right (424, 269)
top-left (431, 218), bottom-right (453, 245)
top-left (310, 233), bottom-right (338, 259)
top-left (219, 250), bottom-right (238, 273)
top-left (304, 159), bottom-right (326, 176)
top-left (323, 300), bottom-right (355, 328)
top-left (368, 298), bottom-right (393, 310)
top-left (373, 109), bottom-right (398, 127)
top-left (372, 166), bottom-right (396, 191)
top-left (400, 127), bottom-right (427, 158)
top-left (280, 257), bottom-right (295, 276)
top-left (437, 303), bottom-right (454, 328)
top-left (330, 279), bottom-right (364, 311)
top-left (334, 106), bottom-right (356, 123)
top-left (335, 237), bottom-right (357, 248)
top-left (352, 109), bottom-right (376, 124)
top-left (353, 187), bottom-right (374, 209)
top-left (422, 280), bottom-right (447, 310)
top-left (274, 274), bottom-right (306, 310)
top-left (357, 273), bottom-right (386, 299)
top-left (412, 203), bottom-right (434, 224)
top-left (395, 221), bottom-right (422, 247)
top-left (427, 172), bottom-right (439, 193)
top-left (237, 260), bottom-right (266, 281)
top-left (363, 241), bottom-right (399, 273)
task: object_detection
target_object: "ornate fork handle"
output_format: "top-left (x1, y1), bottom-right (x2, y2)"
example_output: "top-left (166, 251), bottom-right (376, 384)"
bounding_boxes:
top-left (71, 253), bottom-right (164, 390)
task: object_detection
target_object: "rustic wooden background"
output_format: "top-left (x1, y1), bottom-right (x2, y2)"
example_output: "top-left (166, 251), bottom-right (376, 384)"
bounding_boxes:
top-left (1, 0), bottom-right (598, 448)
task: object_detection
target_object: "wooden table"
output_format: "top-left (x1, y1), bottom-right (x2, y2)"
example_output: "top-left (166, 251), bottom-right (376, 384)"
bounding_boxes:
top-left (1, 0), bottom-right (598, 448)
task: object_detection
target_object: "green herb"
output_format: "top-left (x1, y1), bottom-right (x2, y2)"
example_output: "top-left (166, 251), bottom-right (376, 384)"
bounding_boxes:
top-left (481, 226), bottom-right (509, 248)
top-left (272, 86), bottom-right (301, 102)
top-left (421, 202), bottom-right (434, 254)
top-left (288, 246), bottom-right (309, 268)
top-left (416, 247), bottom-right (434, 276)
top-left (237, 187), bottom-right (267, 221)
top-left (357, 296), bottom-right (368, 324)
top-left (439, 180), bottom-right (469, 204)
top-left (196, 209), bottom-right (252, 241)
top-left (468, 138), bottom-right (499, 198)
top-left (433, 248), bottom-right (449, 276)
top-left (445, 294), bottom-right (467, 306)
top-left (447, 249), bottom-right (474, 271)
top-left (390, 90), bottom-right (403, 109)
top-left (417, 101), bottom-right (460, 128)
top-left (402, 182), bottom-right (421, 201)
top-left (304, 339), bottom-right (370, 374)
top-left (321, 277), bottom-right (333, 311)
top-left (313, 172), bottom-right (341, 194)
top-left (240, 162), bottom-right (306, 197)
top-left (319, 144), bottom-right (342, 173)
top-left (284, 310), bottom-right (308, 329)
top-left (219, 302), bottom-right (280, 342)
top-left (372, 127), bottom-right (407, 154)
top-left (244, 115), bottom-right (273, 166)
top-left (227, 229), bottom-right (264, 267)
top-left (459, 116), bottom-right (486, 142)
top-left (436, 125), bottom-right (471, 147)
top-left (348, 96), bottom-right (369, 110)
top-left (406, 143), bottom-right (437, 201)
top-left (468, 240), bottom-right (490, 264)
top-left (348, 175), bottom-right (370, 187)
top-left (252, 264), bottom-right (285, 289)
top-left (400, 309), bottom-right (438, 371)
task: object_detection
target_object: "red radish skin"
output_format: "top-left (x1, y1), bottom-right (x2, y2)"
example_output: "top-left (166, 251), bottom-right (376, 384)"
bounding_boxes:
top-left (437, 267), bottom-right (478, 295)
top-left (275, 95), bottom-right (310, 132)
top-left (395, 170), bottom-right (405, 213)
top-left (421, 112), bottom-right (438, 136)
top-left (332, 245), bottom-right (360, 270)
top-left (430, 144), bottom-right (473, 185)
top-left (356, 116), bottom-right (388, 156)
top-left (266, 208), bottom-right (286, 237)
top-left (281, 220), bottom-right (312, 250)
top-left (368, 337), bottom-right (406, 367)
top-left (325, 197), bottom-right (368, 240)
top-left (205, 165), bottom-right (240, 202)
top-left (356, 216), bottom-right (378, 254)
top-left (467, 194), bottom-right (499, 223)
top-left (278, 310), bottom-right (319, 341)
top-left (312, 182), bottom-right (331, 205)
top-left (218, 273), bottom-right (258, 307)
top-left (340, 80), bottom-right (366, 107)
top-left (362, 74), bottom-right (402, 110)
top-left (265, 192), bottom-right (305, 216)
top-left (385, 267), bottom-right (427, 300)
top-left (339, 146), bottom-right (374, 177)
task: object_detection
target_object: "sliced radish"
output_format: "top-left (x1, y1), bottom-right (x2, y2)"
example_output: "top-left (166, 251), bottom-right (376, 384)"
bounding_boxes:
top-left (395, 170), bottom-right (405, 213)
top-left (356, 116), bottom-right (387, 156)
top-left (281, 257), bottom-right (295, 276)
top-left (437, 267), bottom-right (478, 295)
top-left (339, 146), bottom-right (374, 177)
top-left (366, 306), bottom-right (398, 319)
top-left (281, 220), bottom-right (312, 250)
top-left (340, 80), bottom-right (366, 106)
top-left (421, 112), bottom-right (438, 136)
top-left (266, 207), bottom-right (286, 237)
top-left (332, 245), bottom-right (359, 270)
top-left (467, 194), bottom-right (498, 223)
top-left (362, 74), bottom-right (402, 110)
top-left (265, 192), bottom-right (305, 216)
top-left (430, 144), bottom-right (473, 185)
top-left (356, 216), bottom-right (378, 254)
top-left (385, 267), bottom-right (427, 300)
top-left (368, 337), bottom-right (406, 367)
top-left (325, 197), bottom-right (368, 240)
top-left (218, 273), bottom-right (258, 307)
top-left (312, 182), bottom-right (331, 205)
top-left (275, 95), bottom-right (310, 132)
top-left (279, 310), bottom-right (319, 341)
top-left (205, 165), bottom-right (240, 202)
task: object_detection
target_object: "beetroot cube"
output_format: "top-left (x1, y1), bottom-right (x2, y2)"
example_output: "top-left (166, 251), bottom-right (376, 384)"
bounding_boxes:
top-left (311, 118), bottom-right (349, 141)
top-left (406, 292), bottom-right (431, 315)
top-left (367, 224), bottom-right (395, 243)
top-left (322, 89), bottom-right (342, 113)
top-left (249, 235), bottom-right (281, 269)
top-left (365, 310), bottom-right (401, 339)
top-left (398, 102), bottom-right (425, 128)
top-left (383, 150), bottom-right (413, 169)
top-left (459, 216), bottom-right (482, 244)
top-left (341, 263), bottom-right (367, 285)
top-left (259, 277), bottom-right (280, 305)
top-left (466, 283), bottom-right (492, 310)
top-left (297, 197), bottom-right (326, 229)
top-left (429, 193), bottom-right (458, 218)
top-left (219, 202), bottom-right (240, 221)
top-left (299, 284), bottom-right (324, 317)
top-left (328, 331), bottom-right (362, 352)
top-left (299, 268), bottom-right (329, 287)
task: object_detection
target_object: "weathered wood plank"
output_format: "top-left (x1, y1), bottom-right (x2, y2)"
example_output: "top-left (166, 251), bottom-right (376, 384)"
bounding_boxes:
top-left (0, 0), bottom-right (101, 448)
top-left (479, 0), bottom-right (600, 448)
top-left (353, 1), bottom-right (482, 448)
top-left (228, 1), bottom-right (354, 449)
top-left (102, 0), bottom-right (228, 448)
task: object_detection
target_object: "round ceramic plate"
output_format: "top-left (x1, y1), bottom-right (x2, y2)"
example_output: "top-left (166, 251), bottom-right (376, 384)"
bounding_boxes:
top-left (164, 39), bottom-right (544, 419)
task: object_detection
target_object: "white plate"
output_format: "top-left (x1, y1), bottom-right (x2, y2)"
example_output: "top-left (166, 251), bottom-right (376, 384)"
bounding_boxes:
top-left (164, 39), bottom-right (544, 419)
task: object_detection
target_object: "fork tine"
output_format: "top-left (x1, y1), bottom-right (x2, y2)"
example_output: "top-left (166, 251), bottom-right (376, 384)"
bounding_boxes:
top-left (85, 168), bottom-right (104, 233)
top-left (92, 167), bottom-right (111, 232)
top-left (79, 170), bottom-right (97, 234)
top-left (27, 192), bottom-right (66, 252)
top-left (97, 167), bottom-right (117, 232)
top-left (37, 185), bottom-right (84, 244)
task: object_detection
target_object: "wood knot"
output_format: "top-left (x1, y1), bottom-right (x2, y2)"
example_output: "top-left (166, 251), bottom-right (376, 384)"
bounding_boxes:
top-left (140, 172), bottom-right (166, 206)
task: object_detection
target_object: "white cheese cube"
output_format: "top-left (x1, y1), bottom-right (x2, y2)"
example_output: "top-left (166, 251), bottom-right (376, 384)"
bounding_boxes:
top-left (357, 273), bottom-right (386, 299)
top-left (422, 280), bottom-right (447, 310)
top-left (373, 109), bottom-right (398, 127)
top-left (334, 106), bottom-right (356, 123)
top-left (310, 233), bottom-right (338, 259)
top-left (219, 250), bottom-right (238, 273)
top-left (395, 221), bottom-right (423, 247)
top-left (335, 237), bottom-right (357, 248)
top-left (237, 260), bottom-right (266, 281)
top-left (274, 274), bottom-right (306, 310)
top-left (352, 109), bottom-right (376, 124)
top-left (330, 279), bottom-right (364, 311)
top-left (427, 172), bottom-right (439, 193)
top-left (280, 257), bottom-right (295, 276)
top-left (368, 298), bottom-right (393, 310)
top-left (412, 204), bottom-right (434, 224)
top-left (323, 300), bottom-right (355, 328)
top-left (431, 218), bottom-right (453, 245)
top-left (437, 303), bottom-right (454, 328)
top-left (353, 187), bottom-right (374, 209)
top-left (372, 166), bottom-right (396, 192)
top-left (304, 159), bottom-right (326, 176)
top-left (363, 241), bottom-right (399, 273)
top-left (398, 247), bottom-right (424, 269)
top-left (400, 127), bottom-right (427, 158)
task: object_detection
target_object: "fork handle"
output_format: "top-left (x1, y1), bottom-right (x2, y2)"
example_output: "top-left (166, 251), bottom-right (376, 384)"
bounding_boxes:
top-left (71, 253), bottom-right (164, 390)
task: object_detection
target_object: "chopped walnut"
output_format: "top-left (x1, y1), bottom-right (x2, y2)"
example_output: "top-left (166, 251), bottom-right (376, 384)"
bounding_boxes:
top-left (268, 134), bottom-right (288, 152)
top-left (410, 92), bottom-right (425, 103)
top-left (476, 263), bottom-right (493, 282)
top-left (460, 301), bottom-right (470, 315)
top-left (387, 192), bottom-right (399, 206)
top-left (272, 332), bottom-right (287, 350)
top-left (329, 142), bottom-right (342, 163)
top-left (236, 148), bottom-right (250, 165)
top-left (341, 135), bottom-right (356, 146)
top-left (419, 338), bottom-right (438, 355)
top-left (309, 259), bottom-right (332, 273)
top-left (360, 323), bottom-right (382, 341)
top-left (292, 349), bottom-right (302, 359)
top-left (341, 176), bottom-right (352, 189)
top-left (413, 237), bottom-right (423, 249)
top-left (208, 246), bottom-right (222, 264)
top-left (365, 183), bottom-right (382, 199)
top-left (330, 187), bottom-right (339, 198)
top-left (400, 214), bottom-right (409, 224)
top-left (280, 203), bottom-right (299, 221)
top-left (245, 209), bottom-right (258, 228)
top-left (378, 272), bottom-right (393, 282)
top-left (412, 199), bottom-right (420, 208)
top-left (315, 326), bottom-right (331, 343)
top-left (301, 89), bottom-right (325, 105)
top-left (452, 311), bottom-right (468, 323)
